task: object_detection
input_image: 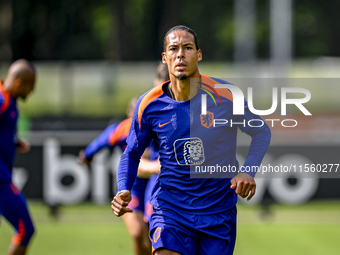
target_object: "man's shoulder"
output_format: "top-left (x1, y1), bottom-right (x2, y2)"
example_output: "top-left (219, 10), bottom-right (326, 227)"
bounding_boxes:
top-left (138, 84), bottom-right (166, 113)
top-left (0, 91), bottom-right (4, 107)
top-left (0, 86), bottom-right (11, 115)
top-left (115, 118), bottom-right (132, 134)
top-left (200, 75), bottom-right (234, 102)
top-left (108, 118), bottom-right (132, 146)
top-left (201, 75), bottom-right (234, 85)
top-left (140, 83), bottom-right (165, 103)
top-left (0, 81), bottom-right (5, 108)
top-left (135, 84), bottom-right (167, 129)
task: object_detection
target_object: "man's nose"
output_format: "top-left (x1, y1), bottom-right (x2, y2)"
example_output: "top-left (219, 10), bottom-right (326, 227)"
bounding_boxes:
top-left (177, 48), bottom-right (184, 59)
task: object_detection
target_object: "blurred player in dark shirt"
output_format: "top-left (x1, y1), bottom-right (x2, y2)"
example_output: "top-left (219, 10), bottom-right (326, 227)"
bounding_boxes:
top-left (0, 59), bottom-right (36, 255)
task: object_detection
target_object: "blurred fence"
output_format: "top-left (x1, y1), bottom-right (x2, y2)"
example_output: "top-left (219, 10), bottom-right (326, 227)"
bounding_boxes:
top-left (1, 58), bottom-right (340, 117)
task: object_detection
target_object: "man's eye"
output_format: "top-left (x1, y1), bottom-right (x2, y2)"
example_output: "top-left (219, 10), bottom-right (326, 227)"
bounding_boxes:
top-left (186, 46), bottom-right (192, 50)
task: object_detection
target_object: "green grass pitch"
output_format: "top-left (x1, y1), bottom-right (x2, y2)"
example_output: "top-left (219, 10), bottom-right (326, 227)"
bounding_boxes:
top-left (1, 201), bottom-right (339, 255)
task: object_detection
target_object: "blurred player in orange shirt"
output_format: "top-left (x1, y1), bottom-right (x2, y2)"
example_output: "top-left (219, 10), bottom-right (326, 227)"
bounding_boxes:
top-left (79, 62), bottom-right (169, 255)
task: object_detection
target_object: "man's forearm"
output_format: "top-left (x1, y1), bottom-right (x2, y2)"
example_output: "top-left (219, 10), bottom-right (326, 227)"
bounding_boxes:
top-left (240, 126), bottom-right (271, 177)
top-left (117, 145), bottom-right (141, 191)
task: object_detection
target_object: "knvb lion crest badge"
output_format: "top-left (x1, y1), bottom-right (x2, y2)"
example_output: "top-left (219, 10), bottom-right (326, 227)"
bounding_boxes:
top-left (174, 137), bottom-right (205, 165)
top-left (200, 111), bottom-right (214, 129)
top-left (183, 138), bottom-right (205, 165)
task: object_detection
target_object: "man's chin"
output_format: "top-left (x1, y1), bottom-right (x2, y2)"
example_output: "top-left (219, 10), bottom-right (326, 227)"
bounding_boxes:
top-left (177, 74), bottom-right (188, 80)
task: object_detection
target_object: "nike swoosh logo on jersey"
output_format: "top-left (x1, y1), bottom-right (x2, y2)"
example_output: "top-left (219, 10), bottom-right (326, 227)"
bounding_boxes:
top-left (158, 121), bottom-right (171, 127)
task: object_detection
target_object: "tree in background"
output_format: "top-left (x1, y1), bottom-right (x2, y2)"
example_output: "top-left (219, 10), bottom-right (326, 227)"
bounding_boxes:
top-left (1, 0), bottom-right (340, 61)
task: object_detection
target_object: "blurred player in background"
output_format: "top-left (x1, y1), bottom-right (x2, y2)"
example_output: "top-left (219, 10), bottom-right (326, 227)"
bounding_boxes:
top-left (112, 25), bottom-right (271, 255)
top-left (0, 59), bottom-right (36, 255)
top-left (79, 62), bottom-right (169, 255)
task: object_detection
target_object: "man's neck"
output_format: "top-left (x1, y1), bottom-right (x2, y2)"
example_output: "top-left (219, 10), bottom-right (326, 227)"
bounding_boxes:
top-left (169, 72), bottom-right (201, 101)
top-left (2, 80), bottom-right (12, 95)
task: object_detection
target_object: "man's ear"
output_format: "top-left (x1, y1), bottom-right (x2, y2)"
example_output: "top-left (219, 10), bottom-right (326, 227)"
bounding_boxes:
top-left (162, 52), bottom-right (167, 64)
top-left (197, 49), bottom-right (202, 62)
top-left (12, 78), bottom-right (21, 90)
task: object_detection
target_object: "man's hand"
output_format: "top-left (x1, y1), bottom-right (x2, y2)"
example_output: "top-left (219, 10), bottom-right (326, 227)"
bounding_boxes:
top-left (230, 173), bottom-right (256, 201)
top-left (78, 150), bottom-right (91, 166)
top-left (111, 190), bottom-right (134, 217)
top-left (16, 139), bottom-right (30, 154)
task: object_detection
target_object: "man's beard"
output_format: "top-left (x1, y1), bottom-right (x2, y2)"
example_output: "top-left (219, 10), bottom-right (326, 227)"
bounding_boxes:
top-left (177, 74), bottom-right (188, 80)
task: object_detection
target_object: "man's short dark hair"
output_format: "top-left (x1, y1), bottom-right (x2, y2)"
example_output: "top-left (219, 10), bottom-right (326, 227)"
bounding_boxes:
top-left (163, 25), bottom-right (199, 52)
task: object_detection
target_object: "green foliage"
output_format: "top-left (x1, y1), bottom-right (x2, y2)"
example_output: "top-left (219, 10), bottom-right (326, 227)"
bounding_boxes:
top-left (4, 1), bottom-right (340, 61)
